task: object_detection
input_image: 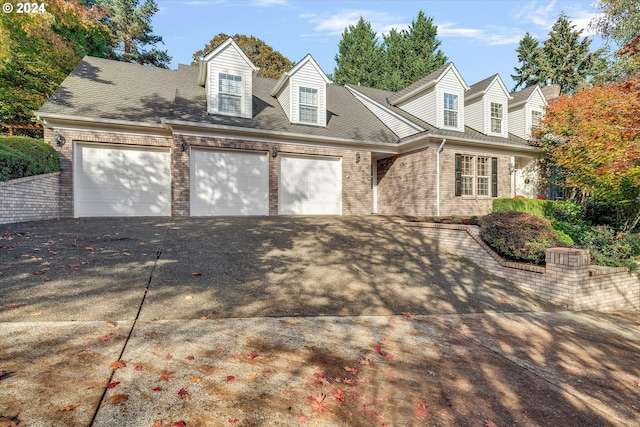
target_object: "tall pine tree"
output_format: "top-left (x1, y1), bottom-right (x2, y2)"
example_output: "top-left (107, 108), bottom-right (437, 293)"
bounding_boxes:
top-left (333, 11), bottom-right (447, 91)
top-left (511, 14), bottom-right (604, 93)
top-left (333, 17), bottom-right (383, 87)
top-left (511, 32), bottom-right (541, 91)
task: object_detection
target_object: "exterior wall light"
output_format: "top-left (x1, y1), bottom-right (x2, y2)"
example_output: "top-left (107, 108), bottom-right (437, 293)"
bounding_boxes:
top-left (355, 152), bottom-right (361, 163)
top-left (272, 146), bottom-right (278, 158)
top-left (54, 131), bottom-right (65, 147)
top-left (180, 137), bottom-right (187, 152)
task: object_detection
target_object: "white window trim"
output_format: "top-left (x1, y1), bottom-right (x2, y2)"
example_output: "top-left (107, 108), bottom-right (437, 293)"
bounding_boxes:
top-left (461, 155), bottom-right (493, 198)
top-left (490, 102), bottom-right (503, 135)
top-left (212, 70), bottom-right (246, 117)
top-left (443, 92), bottom-right (459, 129)
top-left (298, 86), bottom-right (319, 125)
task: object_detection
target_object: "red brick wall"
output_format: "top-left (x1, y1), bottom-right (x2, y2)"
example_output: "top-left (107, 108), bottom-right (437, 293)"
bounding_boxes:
top-left (376, 147), bottom-right (512, 217)
top-left (45, 128), bottom-right (371, 217)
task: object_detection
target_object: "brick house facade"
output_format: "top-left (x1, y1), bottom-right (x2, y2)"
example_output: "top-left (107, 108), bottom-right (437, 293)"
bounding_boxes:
top-left (36, 38), bottom-right (546, 219)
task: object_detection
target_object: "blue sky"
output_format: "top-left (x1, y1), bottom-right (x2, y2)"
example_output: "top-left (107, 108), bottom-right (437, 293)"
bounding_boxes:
top-left (153, 0), bottom-right (605, 90)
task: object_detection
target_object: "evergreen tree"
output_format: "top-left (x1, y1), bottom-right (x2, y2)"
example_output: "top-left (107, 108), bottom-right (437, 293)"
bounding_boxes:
top-left (382, 11), bottom-right (447, 90)
top-left (511, 14), bottom-right (604, 93)
top-left (97, 0), bottom-right (171, 68)
top-left (511, 32), bottom-right (541, 91)
top-left (192, 34), bottom-right (293, 79)
top-left (539, 13), bottom-right (601, 93)
top-left (333, 17), bottom-right (384, 87)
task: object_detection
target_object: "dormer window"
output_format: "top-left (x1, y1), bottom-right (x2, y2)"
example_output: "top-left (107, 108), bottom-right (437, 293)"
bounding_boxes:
top-left (491, 102), bottom-right (503, 133)
top-left (219, 73), bottom-right (242, 115)
top-left (531, 110), bottom-right (542, 129)
top-left (443, 93), bottom-right (458, 127)
top-left (299, 87), bottom-right (318, 124)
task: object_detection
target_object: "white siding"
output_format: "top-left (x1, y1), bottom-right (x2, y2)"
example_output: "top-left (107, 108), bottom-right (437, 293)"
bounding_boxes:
top-left (205, 45), bottom-right (253, 118)
top-left (484, 82), bottom-right (509, 138)
top-left (348, 88), bottom-right (422, 138)
top-left (465, 98), bottom-right (483, 133)
top-left (291, 61), bottom-right (326, 126)
top-left (436, 70), bottom-right (465, 132)
top-left (508, 105), bottom-right (526, 139)
top-left (277, 83), bottom-right (291, 122)
top-left (398, 89), bottom-right (437, 126)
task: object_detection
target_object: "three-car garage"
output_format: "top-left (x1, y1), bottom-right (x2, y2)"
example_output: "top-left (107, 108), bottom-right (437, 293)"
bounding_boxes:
top-left (73, 143), bottom-right (343, 217)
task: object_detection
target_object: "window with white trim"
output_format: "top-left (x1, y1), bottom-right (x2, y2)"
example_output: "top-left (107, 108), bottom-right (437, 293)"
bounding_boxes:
top-left (531, 110), bottom-right (542, 129)
top-left (443, 93), bottom-right (458, 127)
top-left (477, 157), bottom-right (490, 196)
top-left (299, 87), bottom-right (318, 124)
top-left (455, 154), bottom-right (498, 197)
top-left (461, 155), bottom-right (474, 196)
top-left (490, 102), bottom-right (503, 133)
top-left (218, 73), bottom-right (242, 114)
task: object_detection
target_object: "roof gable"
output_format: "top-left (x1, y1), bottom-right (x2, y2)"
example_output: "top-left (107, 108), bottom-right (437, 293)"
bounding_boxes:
top-left (388, 63), bottom-right (469, 106)
top-left (509, 85), bottom-right (546, 109)
top-left (197, 38), bottom-right (258, 86)
top-left (271, 54), bottom-right (330, 96)
top-left (466, 74), bottom-right (511, 102)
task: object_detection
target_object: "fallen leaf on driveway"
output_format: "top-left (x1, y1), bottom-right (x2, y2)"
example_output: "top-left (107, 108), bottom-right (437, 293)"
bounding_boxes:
top-left (225, 375), bottom-right (235, 382)
top-left (192, 272), bottom-right (202, 276)
top-left (159, 371), bottom-right (174, 381)
top-left (33, 271), bottom-right (45, 275)
top-left (177, 387), bottom-right (188, 398)
top-left (172, 422), bottom-right (186, 427)
top-left (100, 336), bottom-right (110, 342)
top-left (484, 419), bottom-right (499, 427)
top-left (106, 320), bottom-right (118, 328)
top-left (105, 381), bottom-right (120, 389)
top-left (8, 304), bottom-right (19, 309)
top-left (60, 403), bottom-right (80, 412)
top-left (151, 386), bottom-right (163, 392)
top-left (189, 375), bottom-right (202, 383)
top-left (110, 360), bottom-right (126, 370)
top-left (110, 394), bottom-right (128, 404)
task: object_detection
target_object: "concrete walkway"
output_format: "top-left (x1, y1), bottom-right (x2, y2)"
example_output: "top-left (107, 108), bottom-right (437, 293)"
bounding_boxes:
top-left (1, 217), bottom-right (639, 426)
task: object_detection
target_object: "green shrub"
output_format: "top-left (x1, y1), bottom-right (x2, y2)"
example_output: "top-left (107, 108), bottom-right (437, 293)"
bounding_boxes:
top-left (0, 136), bottom-right (60, 181)
top-left (580, 226), bottom-right (640, 271)
top-left (0, 144), bottom-right (31, 181)
top-left (493, 198), bottom-right (547, 217)
top-left (550, 219), bottom-right (589, 245)
top-left (480, 211), bottom-right (564, 264)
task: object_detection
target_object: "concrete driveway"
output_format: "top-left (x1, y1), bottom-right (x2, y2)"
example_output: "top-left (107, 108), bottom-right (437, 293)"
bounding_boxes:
top-left (1, 216), bottom-right (639, 426)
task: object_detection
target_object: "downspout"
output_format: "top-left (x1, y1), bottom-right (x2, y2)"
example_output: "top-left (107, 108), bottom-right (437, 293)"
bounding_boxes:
top-left (436, 138), bottom-right (446, 217)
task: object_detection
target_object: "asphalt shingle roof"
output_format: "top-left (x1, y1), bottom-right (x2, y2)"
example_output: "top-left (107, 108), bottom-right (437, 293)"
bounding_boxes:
top-left (38, 56), bottom-right (534, 149)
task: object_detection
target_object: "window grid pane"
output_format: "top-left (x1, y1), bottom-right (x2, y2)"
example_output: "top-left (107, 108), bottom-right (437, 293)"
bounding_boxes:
top-left (218, 73), bottom-right (242, 114)
top-left (299, 87), bottom-right (318, 106)
top-left (477, 157), bottom-right (490, 196)
top-left (532, 111), bottom-right (542, 128)
top-left (219, 73), bottom-right (242, 95)
top-left (444, 93), bottom-right (458, 127)
top-left (461, 155), bottom-right (474, 196)
top-left (491, 103), bottom-right (502, 133)
top-left (299, 105), bottom-right (317, 123)
top-left (219, 94), bottom-right (241, 114)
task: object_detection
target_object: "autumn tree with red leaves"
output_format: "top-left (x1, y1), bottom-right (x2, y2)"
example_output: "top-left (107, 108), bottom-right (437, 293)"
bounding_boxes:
top-left (538, 37), bottom-right (640, 230)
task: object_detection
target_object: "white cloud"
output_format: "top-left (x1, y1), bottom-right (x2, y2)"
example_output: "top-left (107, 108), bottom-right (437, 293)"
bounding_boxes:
top-left (509, 0), bottom-right (601, 36)
top-left (300, 9), bottom-right (407, 37)
top-left (250, 0), bottom-right (289, 6)
top-left (437, 22), bottom-right (522, 46)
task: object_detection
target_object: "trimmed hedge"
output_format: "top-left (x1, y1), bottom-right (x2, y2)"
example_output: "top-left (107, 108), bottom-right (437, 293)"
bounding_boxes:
top-left (0, 136), bottom-right (60, 181)
top-left (480, 211), bottom-right (564, 264)
top-left (493, 198), bottom-right (582, 223)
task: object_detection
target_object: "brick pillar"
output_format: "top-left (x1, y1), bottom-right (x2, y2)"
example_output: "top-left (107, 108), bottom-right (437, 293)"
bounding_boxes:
top-left (545, 247), bottom-right (590, 309)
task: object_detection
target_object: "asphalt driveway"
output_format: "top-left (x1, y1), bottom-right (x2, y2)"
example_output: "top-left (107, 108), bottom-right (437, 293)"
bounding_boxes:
top-left (1, 216), bottom-right (639, 427)
top-left (0, 216), bottom-right (555, 322)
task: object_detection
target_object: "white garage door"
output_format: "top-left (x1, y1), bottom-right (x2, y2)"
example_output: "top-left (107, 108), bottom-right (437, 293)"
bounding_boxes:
top-left (279, 155), bottom-right (342, 215)
top-left (74, 143), bottom-right (171, 217)
top-left (190, 149), bottom-right (269, 216)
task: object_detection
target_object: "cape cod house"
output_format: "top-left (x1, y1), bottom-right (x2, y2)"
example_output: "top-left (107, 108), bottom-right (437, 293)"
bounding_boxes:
top-left (36, 38), bottom-right (549, 218)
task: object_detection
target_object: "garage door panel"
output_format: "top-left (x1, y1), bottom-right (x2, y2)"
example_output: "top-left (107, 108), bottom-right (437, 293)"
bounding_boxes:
top-left (279, 156), bottom-right (342, 215)
top-left (191, 149), bottom-right (268, 216)
top-left (74, 144), bottom-right (171, 217)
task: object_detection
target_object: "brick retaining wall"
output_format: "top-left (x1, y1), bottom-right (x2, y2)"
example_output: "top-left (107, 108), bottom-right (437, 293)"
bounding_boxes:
top-left (406, 222), bottom-right (640, 311)
top-left (0, 172), bottom-right (60, 224)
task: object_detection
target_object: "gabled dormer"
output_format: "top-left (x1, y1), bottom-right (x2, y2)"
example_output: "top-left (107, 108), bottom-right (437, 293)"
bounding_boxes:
top-left (388, 63), bottom-right (469, 133)
top-left (508, 85), bottom-right (547, 140)
top-left (464, 74), bottom-right (512, 138)
top-left (197, 37), bottom-right (258, 119)
top-left (270, 54), bottom-right (331, 127)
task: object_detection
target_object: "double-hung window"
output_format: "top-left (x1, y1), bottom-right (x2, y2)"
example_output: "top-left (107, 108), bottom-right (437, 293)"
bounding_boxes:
top-left (455, 154), bottom-right (498, 197)
top-left (443, 93), bottom-right (458, 128)
top-left (299, 87), bottom-right (318, 124)
top-left (490, 102), bottom-right (503, 133)
top-left (218, 73), bottom-right (242, 115)
top-left (531, 110), bottom-right (542, 129)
